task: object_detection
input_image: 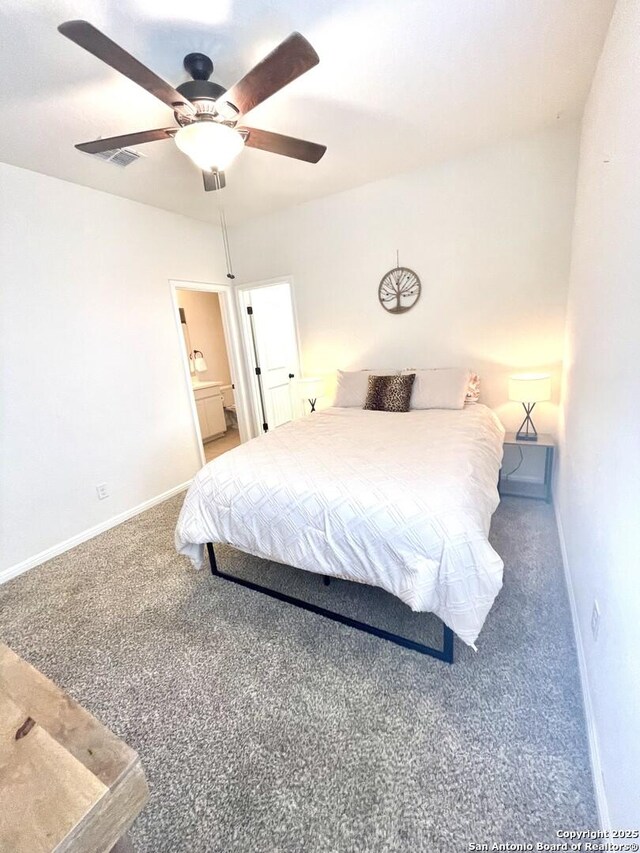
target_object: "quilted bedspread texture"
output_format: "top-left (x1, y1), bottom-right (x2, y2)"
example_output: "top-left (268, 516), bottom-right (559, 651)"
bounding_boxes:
top-left (175, 405), bottom-right (505, 647)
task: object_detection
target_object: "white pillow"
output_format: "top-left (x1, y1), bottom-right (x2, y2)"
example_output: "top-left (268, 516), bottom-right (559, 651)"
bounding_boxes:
top-left (401, 368), bottom-right (471, 409)
top-left (333, 369), bottom-right (399, 407)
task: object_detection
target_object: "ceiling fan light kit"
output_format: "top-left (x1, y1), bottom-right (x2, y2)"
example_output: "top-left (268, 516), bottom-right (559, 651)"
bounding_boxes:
top-left (57, 20), bottom-right (327, 192)
top-left (174, 122), bottom-right (245, 172)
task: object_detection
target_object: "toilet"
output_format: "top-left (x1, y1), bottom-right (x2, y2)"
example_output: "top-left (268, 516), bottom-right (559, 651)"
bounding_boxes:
top-left (220, 385), bottom-right (237, 429)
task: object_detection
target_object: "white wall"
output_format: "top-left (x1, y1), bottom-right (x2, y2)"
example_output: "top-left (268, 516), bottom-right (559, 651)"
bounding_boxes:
top-left (556, 0), bottom-right (640, 829)
top-left (176, 289), bottom-right (232, 386)
top-left (0, 123), bottom-right (581, 573)
top-left (232, 123), bottom-right (580, 443)
top-left (0, 163), bottom-right (227, 576)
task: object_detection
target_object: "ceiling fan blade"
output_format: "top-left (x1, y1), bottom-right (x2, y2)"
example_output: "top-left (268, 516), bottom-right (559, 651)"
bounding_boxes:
top-left (239, 127), bottom-right (326, 163)
top-left (220, 32), bottom-right (319, 118)
top-left (58, 20), bottom-right (196, 119)
top-left (75, 128), bottom-right (177, 154)
top-left (202, 171), bottom-right (226, 191)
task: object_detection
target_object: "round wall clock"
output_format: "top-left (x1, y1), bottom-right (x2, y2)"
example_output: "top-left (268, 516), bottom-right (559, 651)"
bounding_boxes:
top-left (378, 266), bottom-right (421, 314)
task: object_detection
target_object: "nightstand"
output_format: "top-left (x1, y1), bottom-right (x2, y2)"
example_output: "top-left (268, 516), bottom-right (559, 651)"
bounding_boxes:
top-left (499, 432), bottom-right (555, 502)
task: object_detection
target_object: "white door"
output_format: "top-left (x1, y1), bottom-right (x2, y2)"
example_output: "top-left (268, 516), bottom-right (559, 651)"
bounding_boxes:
top-left (240, 282), bottom-right (301, 432)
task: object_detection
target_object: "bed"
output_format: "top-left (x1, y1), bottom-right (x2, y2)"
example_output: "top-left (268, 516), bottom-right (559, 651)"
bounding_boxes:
top-left (175, 404), bottom-right (505, 661)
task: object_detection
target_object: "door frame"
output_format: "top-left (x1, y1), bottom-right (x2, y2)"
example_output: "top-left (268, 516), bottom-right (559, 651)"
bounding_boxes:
top-left (235, 276), bottom-right (304, 432)
top-left (169, 279), bottom-right (253, 467)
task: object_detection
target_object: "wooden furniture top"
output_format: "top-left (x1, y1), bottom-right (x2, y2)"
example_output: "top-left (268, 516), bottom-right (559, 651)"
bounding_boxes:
top-left (0, 642), bottom-right (149, 853)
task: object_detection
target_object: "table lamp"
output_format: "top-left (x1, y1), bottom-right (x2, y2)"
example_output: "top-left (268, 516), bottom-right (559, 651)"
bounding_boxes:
top-left (297, 377), bottom-right (323, 413)
top-left (508, 373), bottom-right (551, 441)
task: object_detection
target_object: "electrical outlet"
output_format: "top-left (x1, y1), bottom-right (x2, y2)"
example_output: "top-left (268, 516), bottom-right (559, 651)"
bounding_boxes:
top-left (591, 600), bottom-right (600, 641)
top-left (96, 483), bottom-right (109, 500)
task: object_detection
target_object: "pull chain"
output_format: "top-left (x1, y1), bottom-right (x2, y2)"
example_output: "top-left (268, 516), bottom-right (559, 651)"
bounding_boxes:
top-left (219, 207), bottom-right (235, 280)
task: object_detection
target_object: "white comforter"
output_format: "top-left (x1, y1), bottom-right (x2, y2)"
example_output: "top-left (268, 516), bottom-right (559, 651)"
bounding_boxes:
top-left (175, 405), bottom-right (505, 647)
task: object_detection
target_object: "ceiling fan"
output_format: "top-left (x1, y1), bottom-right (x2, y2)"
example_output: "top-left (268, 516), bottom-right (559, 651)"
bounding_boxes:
top-left (58, 20), bottom-right (327, 191)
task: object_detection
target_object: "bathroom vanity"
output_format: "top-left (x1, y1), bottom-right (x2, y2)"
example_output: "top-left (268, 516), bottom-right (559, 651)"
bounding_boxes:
top-left (192, 380), bottom-right (226, 441)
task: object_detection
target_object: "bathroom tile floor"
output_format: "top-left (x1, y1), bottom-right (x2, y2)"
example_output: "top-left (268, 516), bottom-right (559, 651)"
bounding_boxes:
top-left (203, 428), bottom-right (241, 463)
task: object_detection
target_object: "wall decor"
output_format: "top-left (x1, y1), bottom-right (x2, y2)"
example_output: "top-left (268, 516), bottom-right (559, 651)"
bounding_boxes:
top-left (378, 251), bottom-right (421, 313)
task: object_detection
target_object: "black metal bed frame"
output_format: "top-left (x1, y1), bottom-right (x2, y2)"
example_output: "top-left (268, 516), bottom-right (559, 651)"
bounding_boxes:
top-left (206, 543), bottom-right (455, 663)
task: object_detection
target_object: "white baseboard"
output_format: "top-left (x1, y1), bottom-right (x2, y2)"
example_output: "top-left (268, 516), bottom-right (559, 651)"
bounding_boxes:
top-left (554, 502), bottom-right (611, 833)
top-left (0, 481), bottom-right (192, 586)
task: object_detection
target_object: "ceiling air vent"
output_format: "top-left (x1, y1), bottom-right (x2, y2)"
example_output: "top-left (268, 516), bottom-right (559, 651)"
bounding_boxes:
top-left (85, 147), bottom-right (143, 167)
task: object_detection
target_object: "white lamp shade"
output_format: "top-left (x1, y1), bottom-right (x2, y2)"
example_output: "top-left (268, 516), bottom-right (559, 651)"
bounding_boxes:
top-left (175, 122), bottom-right (244, 172)
top-left (508, 373), bottom-right (551, 403)
top-left (296, 377), bottom-right (323, 400)
top-left (194, 355), bottom-right (208, 373)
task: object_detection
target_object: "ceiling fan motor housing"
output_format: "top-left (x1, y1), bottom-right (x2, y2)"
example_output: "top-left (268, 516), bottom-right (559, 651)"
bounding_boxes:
top-left (176, 53), bottom-right (229, 121)
top-left (176, 79), bottom-right (227, 118)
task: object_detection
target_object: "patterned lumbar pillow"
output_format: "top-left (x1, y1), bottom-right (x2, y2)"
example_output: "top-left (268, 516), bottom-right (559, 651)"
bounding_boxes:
top-left (364, 374), bottom-right (416, 412)
top-left (465, 372), bottom-right (481, 403)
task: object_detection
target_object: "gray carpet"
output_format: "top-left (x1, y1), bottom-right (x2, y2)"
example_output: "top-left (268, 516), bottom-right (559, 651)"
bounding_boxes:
top-left (0, 495), bottom-right (596, 852)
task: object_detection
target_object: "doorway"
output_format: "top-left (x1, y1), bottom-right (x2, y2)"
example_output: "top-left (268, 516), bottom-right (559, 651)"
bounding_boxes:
top-left (237, 279), bottom-right (303, 432)
top-left (170, 280), bottom-right (251, 467)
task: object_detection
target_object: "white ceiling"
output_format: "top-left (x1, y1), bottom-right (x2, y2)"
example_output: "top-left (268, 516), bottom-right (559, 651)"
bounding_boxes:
top-left (0, 0), bottom-right (614, 224)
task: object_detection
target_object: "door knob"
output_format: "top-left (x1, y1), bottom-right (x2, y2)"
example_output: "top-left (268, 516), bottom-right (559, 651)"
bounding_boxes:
top-left (288, 373), bottom-right (295, 379)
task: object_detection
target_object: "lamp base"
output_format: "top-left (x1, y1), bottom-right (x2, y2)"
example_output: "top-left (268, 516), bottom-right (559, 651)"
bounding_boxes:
top-left (515, 432), bottom-right (538, 442)
top-left (515, 402), bottom-right (538, 442)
